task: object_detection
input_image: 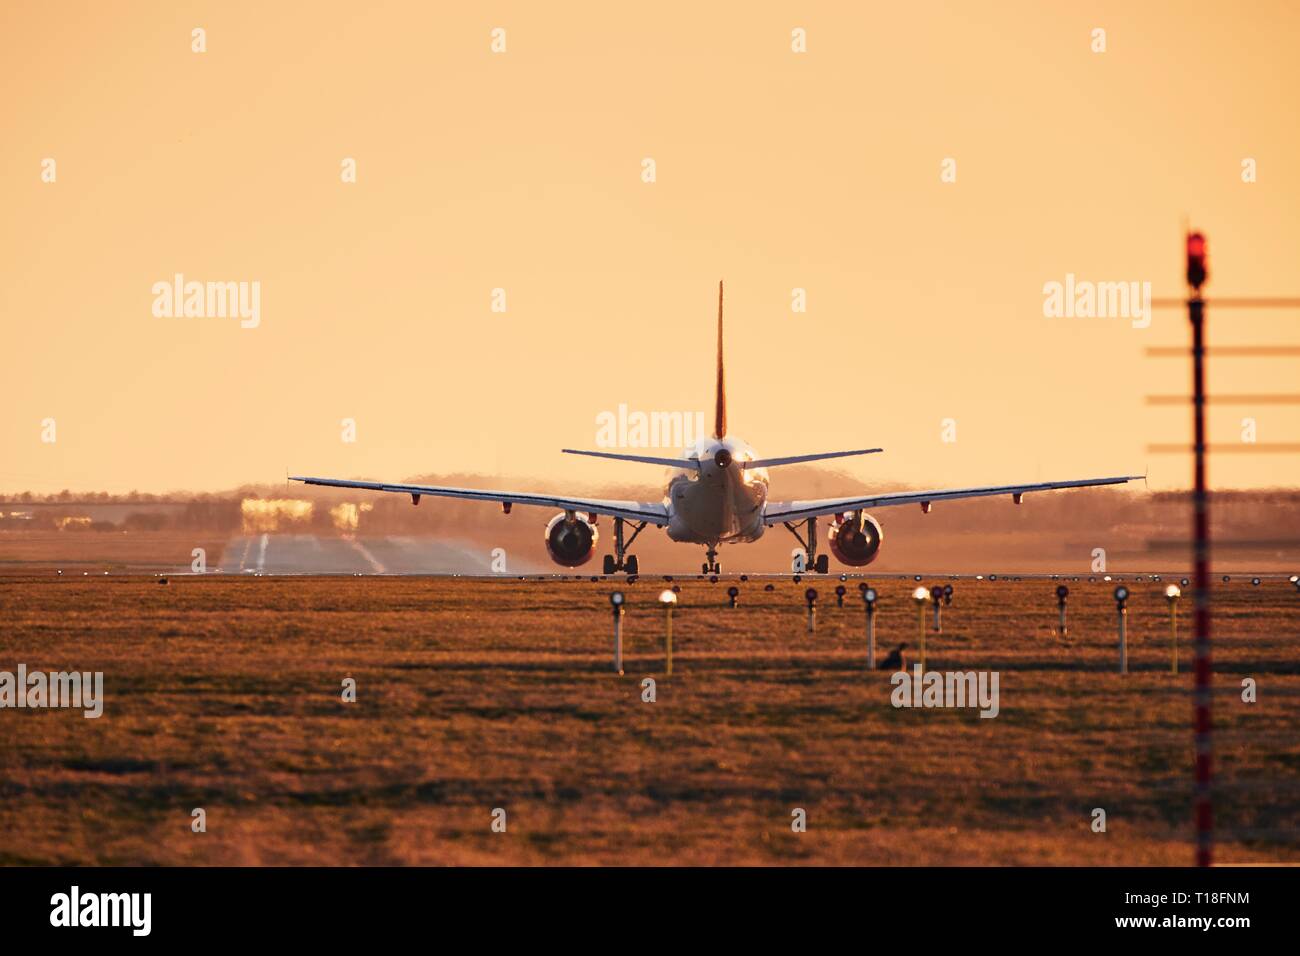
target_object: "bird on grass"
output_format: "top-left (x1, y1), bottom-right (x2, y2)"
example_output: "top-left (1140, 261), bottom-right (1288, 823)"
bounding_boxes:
top-left (879, 642), bottom-right (907, 671)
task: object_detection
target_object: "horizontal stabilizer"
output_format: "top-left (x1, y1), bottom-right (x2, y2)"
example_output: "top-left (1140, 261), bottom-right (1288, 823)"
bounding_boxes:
top-left (745, 448), bottom-right (883, 469)
top-left (561, 449), bottom-right (699, 468)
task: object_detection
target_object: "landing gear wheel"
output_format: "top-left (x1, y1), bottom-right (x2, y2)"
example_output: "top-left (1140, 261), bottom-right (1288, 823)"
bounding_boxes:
top-left (607, 516), bottom-right (648, 577)
top-left (814, 554), bottom-right (829, 575)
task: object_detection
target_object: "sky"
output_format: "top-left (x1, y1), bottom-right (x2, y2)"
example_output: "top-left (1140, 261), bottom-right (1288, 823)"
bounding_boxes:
top-left (2, 0), bottom-right (1298, 495)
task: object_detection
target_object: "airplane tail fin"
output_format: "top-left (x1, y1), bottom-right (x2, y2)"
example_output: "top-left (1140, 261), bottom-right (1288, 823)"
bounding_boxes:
top-left (714, 280), bottom-right (726, 439)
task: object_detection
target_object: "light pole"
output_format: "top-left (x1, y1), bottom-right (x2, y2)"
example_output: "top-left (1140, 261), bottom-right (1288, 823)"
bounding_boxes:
top-left (1114, 585), bottom-right (1129, 674)
top-left (1165, 584), bottom-right (1181, 674)
top-left (863, 586), bottom-right (878, 669)
top-left (912, 586), bottom-right (929, 671)
top-left (658, 589), bottom-right (676, 675)
top-left (610, 591), bottom-right (625, 676)
top-left (1056, 585), bottom-right (1069, 638)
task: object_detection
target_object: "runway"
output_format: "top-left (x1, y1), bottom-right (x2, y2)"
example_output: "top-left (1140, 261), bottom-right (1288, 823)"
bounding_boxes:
top-left (217, 534), bottom-right (531, 575)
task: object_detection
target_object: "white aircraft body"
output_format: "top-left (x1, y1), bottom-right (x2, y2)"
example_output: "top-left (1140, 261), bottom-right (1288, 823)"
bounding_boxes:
top-left (293, 283), bottom-right (1140, 575)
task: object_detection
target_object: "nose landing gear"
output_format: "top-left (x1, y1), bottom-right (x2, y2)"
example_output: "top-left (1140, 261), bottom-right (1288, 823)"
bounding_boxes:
top-left (702, 545), bottom-right (720, 575)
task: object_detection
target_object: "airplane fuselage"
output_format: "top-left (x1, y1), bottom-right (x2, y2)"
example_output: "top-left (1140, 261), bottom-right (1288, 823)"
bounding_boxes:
top-left (664, 437), bottom-right (769, 546)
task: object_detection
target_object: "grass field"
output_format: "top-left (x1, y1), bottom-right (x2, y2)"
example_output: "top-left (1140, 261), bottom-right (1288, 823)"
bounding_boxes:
top-left (0, 573), bottom-right (1296, 865)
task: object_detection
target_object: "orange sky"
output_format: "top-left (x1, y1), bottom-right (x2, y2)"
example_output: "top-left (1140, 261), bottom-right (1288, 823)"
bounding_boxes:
top-left (3, 1), bottom-right (1298, 495)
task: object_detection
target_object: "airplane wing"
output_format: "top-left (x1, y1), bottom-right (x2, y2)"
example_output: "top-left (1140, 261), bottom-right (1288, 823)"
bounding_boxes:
top-left (290, 476), bottom-right (670, 526)
top-left (764, 474), bottom-right (1142, 525)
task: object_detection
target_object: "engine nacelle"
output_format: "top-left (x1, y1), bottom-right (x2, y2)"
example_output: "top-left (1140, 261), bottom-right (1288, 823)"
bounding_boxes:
top-left (828, 511), bottom-right (884, 567)
top-left (544, 512), bottom-right (599, 567)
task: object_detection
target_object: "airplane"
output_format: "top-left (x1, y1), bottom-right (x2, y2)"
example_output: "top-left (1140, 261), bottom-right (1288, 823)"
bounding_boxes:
top-left (292, 282), bottom-right (1141, 576)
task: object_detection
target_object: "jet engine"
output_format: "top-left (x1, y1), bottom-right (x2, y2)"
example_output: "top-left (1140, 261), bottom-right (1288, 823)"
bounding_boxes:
top-left (544, 512), bottom-right (599, 567)
top-left (828, 511), bottom-right (884, 566)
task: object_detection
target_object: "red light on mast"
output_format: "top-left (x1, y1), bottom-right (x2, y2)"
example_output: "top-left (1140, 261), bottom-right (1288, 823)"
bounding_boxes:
top-left (1186, 231), bottom-right (1208, 290)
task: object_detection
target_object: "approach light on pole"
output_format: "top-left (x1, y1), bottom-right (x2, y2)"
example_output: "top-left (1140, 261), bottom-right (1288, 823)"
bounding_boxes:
top-left (1056, 585), bottom-right (1069, 638)
top-left (912, 586), bottom-right (929, 671)
top-left (863, 586), bottom-right (878, 669)
top-left (943, 584), bottom-right (953, 606)
top-left (805, 588), bottom-right (818, 634)
top-left (930, 585), bottom-right (944, 632)
top-left (1165, 584), bottom-right (1181, 674)
top-left (835, 584), bottom-right (846, 607)
top-left (610, 591), bottom-right (626, 676)
top-left (727, 586), bottom-right (739, 609)
top-left (1114, 585), bottom-right (1130, 674)
top-left (659, 589), bottom-right (676, 675)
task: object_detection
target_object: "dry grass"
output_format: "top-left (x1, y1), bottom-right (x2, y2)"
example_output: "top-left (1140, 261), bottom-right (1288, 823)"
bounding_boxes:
top-left (0, 573), bottom-right (1296, 865)
top-left (0, 531), bottom-right (227, 571)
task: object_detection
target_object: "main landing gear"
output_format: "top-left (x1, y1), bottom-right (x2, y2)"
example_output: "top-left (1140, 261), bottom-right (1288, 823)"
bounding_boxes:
top-left (784, 516), bottom-right (830, 574)
top-left (702, 546), bottom-right (720, 575)
top-left (602, 516), bottom-right (646, 576)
